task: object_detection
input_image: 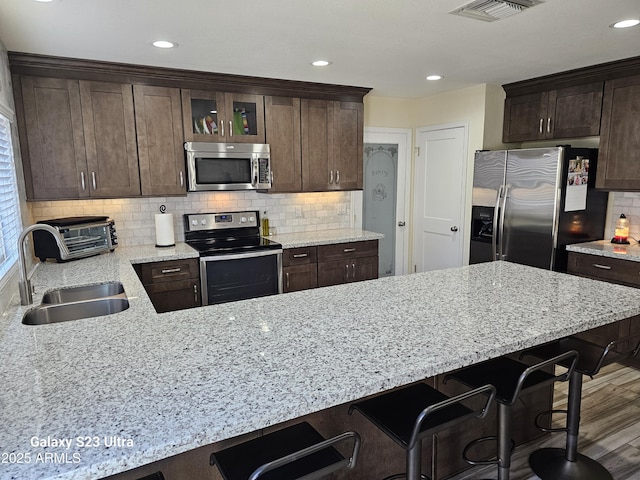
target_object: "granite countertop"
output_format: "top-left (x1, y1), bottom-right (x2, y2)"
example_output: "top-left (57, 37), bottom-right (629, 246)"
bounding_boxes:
top-left (2, 246), bottom-right (640, 480)
top-left (267, 228), bottom-right (383, 249)
top-left (566, 240), bottom-right (640, 262)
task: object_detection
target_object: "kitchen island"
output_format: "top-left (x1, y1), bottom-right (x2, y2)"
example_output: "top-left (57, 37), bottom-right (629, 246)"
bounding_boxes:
top-left (1, 245), bottom-right (640, 480)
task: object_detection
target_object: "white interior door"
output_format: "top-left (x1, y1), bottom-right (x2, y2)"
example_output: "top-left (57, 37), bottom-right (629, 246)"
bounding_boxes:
top-left (354, 128), bottom-right (411, 276)
top-left (413, 124), bottom-right (467, 272)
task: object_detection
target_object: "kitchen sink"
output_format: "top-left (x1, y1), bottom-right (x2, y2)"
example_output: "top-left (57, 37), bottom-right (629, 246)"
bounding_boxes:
top-left (22, 297), bottom-right (130, 325)
top-left (41, 281), bottom-right (125, 304)
top-left (23, 281), bottom-right (129, 325)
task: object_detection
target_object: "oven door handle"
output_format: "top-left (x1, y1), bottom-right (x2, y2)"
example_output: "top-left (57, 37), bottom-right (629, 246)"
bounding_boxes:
top-left (200, 249), bottom-right (283, 262)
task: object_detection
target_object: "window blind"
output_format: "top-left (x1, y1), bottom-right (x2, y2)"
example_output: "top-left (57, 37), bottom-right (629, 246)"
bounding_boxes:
top-left (0, 114), bottom-right (21, 280)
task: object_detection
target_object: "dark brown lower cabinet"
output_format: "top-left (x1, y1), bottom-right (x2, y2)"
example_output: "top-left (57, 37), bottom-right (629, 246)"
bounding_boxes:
top-left (283, 240), bottom-right (379, 291)
top-left (567, 251), bottom-right (640, 369)
top-left (283, 264), bottom-right (318, 293)
top-left (134, 258), bottom-right (201, 313)
top-left (317, 240), bottom-right (378, 287)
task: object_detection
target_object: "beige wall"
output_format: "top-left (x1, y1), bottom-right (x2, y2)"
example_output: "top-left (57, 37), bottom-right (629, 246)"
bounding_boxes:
top-left (363, 96), bottom-right (413, 128)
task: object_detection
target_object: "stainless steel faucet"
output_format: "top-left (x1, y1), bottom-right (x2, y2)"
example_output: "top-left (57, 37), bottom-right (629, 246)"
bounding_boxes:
top-left (18, 224), bottom-right (71, 305)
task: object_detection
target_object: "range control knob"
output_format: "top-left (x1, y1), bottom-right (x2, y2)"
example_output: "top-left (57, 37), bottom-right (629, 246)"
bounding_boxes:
top-left (201, 219), bottom-right (207, 225)
top-left (241, 217), bottom-right (247, 223)
top-left (191, 219), bottom-right (198, 226)
top-left (249, 216), bottom-right (255, 222)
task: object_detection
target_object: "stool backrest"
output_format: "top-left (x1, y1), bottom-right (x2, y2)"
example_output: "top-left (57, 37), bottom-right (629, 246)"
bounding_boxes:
top-left (509, 350), bottom-right (578, 405)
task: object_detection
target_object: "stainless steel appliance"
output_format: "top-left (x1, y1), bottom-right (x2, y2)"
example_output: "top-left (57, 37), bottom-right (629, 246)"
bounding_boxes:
top-left (470, 147), bottom-right (608, 272)
top-left (185, 142), bottom-right (272, 191)
top-left (33, 216), bottom-right (117, 262)
top-left (184, 211), bottom-right (282, 305)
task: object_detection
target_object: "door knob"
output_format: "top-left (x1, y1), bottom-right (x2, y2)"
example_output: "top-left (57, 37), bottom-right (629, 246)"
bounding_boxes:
top-left (398, 221), bottom-right (406, 227)
top-left (451, 226), bottom-right (459, 232)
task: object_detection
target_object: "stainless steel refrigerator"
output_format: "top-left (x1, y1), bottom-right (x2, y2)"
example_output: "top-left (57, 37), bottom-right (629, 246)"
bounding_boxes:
top-left (469, 146), bottom-right (608, 272)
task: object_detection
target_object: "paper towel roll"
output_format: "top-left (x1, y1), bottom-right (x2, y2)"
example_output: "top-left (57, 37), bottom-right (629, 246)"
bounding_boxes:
top-left (155, 213), bottom-right (175, 247)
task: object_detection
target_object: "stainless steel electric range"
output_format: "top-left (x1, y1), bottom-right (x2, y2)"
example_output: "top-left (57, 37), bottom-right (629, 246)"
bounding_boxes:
top-left (184, 211), bottom-right (283, 305)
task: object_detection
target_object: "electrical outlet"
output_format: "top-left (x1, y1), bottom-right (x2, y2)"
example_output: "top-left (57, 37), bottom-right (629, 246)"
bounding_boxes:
top-left (295, 206), bottom-right (303, 218)
top-left (337, 204), bottom-right (347, 215)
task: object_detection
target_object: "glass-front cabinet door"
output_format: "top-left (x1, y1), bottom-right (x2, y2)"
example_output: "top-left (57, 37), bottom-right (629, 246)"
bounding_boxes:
top-left (182, 90), bottom-right (265, 143)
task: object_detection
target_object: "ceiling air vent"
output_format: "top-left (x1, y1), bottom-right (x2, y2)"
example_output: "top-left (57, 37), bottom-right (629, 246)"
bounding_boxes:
top-left (450, 0), bottom-right (544, 22)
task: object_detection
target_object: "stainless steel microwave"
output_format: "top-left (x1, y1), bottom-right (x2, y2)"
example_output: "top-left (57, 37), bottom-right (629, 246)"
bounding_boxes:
top-left (185, 142), bottom-right (272, 191)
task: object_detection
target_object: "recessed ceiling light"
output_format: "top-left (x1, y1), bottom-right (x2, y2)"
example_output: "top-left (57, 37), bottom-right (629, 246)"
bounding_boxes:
top-left (611, 19), bottom-right (640, 29)
top-left (426, 75), bottom-right (442, 81)
top-left (311, 60), bottom-right (332, 67)
top-left (34, 0), bottom-right (54, 3)
top-left (152, 40), bottom-right (178, 49)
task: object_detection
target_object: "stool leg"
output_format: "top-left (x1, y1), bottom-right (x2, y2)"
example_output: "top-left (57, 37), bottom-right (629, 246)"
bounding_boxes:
top-left (529, 371), bottom-right (613, 480)
top-left (406, 439), bottom-right (422, 480)
top-left (565, 370), bottom-right (582, 461)
top-left (497, 403), bottom-right (512, 480)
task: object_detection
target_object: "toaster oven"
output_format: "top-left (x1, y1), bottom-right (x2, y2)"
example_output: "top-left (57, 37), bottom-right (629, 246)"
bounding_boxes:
top-left (33, 216), bottom-right (118, 262)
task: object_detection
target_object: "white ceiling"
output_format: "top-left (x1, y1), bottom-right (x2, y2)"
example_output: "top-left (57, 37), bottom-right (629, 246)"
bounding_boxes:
top-left (0, 0), bottom-right (639, 98)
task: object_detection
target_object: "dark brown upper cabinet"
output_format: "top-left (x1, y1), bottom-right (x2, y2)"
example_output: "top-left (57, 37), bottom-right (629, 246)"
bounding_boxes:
top-left (181, 89), bottom-right (265, 143)
top-left (596, 75), bottom-right (640, 190)
top-left (15, 76), bottom-right (140, 200)
top-left (80, 81), bottom-right (141, 197)
top-left (502, 82), bottom-right (603, 143)
top-left (9, 52), bottom-right (370, 198)
top-left (264, 96), bottom-right (301, 192)
top-left (134, 85), bottom-right (186, 196)
top-left (301, 99), bottom-right (363, 191)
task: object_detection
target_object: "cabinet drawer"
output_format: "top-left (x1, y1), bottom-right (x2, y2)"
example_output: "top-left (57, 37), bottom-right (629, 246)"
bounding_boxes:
top-left (138, 258), bottom-right (199, 284)
top-left (283, 246), bottom-right (317, 266)
top-left (317, 240), bottom-right (378, 262)
top-left (567, 252), bottom-right (640, 287)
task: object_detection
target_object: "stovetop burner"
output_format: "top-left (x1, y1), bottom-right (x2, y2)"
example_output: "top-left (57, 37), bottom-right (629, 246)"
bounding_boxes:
top-left (184, 211), bottom-right (281, 256)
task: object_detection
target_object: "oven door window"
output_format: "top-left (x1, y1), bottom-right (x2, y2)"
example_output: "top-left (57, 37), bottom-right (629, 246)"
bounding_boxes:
top-left (63, 225), bottom-right (109, 254)
top-left (204, 254), bottom-right (279, 305)
top-left (196, 157), bottom-right (252, 185)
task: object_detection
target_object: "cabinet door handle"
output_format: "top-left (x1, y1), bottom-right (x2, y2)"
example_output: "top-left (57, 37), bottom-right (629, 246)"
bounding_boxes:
top-left (229, 120), bottom-right (233, 137)
top-left (80, 172), bottom-right (86, 191)
top-left (547, 117), bottom-right (552, 133)
top-left (286, 272), bottom-right (290, 289)
top-left (179, 171), bottom-right (184, 187)
top-left (352, 263), bottom-right (356, 279)
top-left (161, 267), bottom-right (181, 274)
top-left (336, 170), bottom-right (340, 184)
top-left (592, 264), bottom-right (612, 270)
top-left (329, 170), bottom-right (334, 184)
top-left (292, 253), bottom-right (308, 258)
top-left (220, 119), bottom-right (224, 137)
top-left (193, 284), bottom-right (198, 303)
top-left (343, 247), bottom-right (356, 253)
top-left (345, 264), bottom-right (349, 280)
top-left (91, 172), bottom-right (97, 190)
top-left (539, 118), bottom-right (544, 134)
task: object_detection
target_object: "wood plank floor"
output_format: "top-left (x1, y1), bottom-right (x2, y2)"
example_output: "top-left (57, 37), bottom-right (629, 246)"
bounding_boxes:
top-left (446, 363), bottom-right (640, 480)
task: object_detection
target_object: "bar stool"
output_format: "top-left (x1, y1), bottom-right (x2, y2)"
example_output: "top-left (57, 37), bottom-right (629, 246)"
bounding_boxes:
top-left (444, 352), bottom-right (578, 480)
top-left (210, 421), bottom-right (360, 480)
top-left (348, 382), bottom-right (497, 480)
top-left (520, 333), bottom-right (640, 480)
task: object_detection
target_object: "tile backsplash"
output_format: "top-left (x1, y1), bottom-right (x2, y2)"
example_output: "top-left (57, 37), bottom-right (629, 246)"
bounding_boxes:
top-left (609, 192), bottom-right (640, 242)
top-left (29, 191), bottom-right (352, 247)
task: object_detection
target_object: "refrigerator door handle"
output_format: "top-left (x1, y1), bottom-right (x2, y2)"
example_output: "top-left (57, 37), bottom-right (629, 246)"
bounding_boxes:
top-left (498, 184), bottom-right (510, 261)
top-left (492, 185), bottom-right (504, 261)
